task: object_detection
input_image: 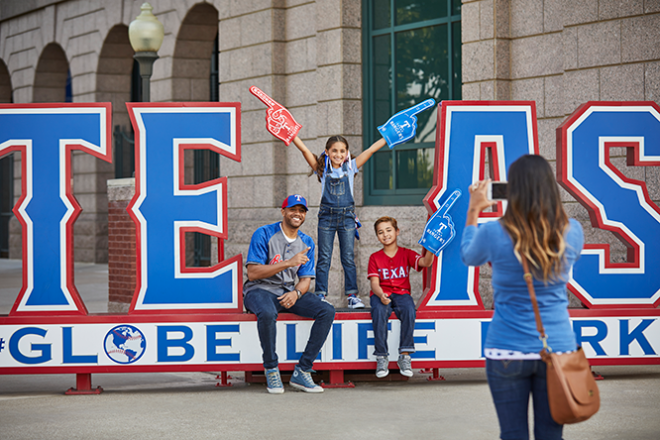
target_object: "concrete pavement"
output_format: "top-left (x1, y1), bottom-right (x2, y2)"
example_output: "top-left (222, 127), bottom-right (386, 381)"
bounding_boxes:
top-left (0, 258), bottom-right (109, 315)
top-left (1, 259), bottom-right (659, 439)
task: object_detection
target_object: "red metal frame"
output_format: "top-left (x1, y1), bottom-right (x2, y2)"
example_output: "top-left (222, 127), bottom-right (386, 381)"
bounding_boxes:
top-left (321, 370), bottom-right (355, 388)
top-left (64, 373), bottom-right (103, 395)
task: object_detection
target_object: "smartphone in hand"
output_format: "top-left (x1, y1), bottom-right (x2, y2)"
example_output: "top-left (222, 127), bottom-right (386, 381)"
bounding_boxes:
top-left (488, 181), bottom-right (508, 201)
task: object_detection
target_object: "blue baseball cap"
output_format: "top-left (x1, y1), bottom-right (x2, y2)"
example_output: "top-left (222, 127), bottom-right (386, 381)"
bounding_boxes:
top-left (282, 194), bottom-right (308, 211)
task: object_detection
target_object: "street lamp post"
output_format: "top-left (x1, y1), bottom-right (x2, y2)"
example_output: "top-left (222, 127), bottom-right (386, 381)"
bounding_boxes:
top-left (128, 2), bottom-right (164, 102)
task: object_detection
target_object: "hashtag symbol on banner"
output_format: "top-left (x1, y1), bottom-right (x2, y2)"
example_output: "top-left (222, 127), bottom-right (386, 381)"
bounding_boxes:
top-left (0, 338), bottom-right (5, 352)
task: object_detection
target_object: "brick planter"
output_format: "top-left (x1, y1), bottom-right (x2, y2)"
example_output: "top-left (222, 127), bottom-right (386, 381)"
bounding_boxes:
top-left (107, 178), bottom-right (136, 313)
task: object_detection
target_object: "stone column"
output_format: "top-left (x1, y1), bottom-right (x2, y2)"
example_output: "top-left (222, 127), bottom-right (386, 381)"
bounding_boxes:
top-left (461, 0), bottom-right (511, 100)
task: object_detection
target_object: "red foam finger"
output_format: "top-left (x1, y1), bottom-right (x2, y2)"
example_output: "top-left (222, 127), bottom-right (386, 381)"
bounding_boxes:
top-left (249, 86), bottom-right (278, 108)
top-left (250, 85), bottom-right (302, 145)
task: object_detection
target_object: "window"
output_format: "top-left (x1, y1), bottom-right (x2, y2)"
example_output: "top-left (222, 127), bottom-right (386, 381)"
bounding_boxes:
top-left (363, 0), bottom-right (461, 205)
top-left (192, 31), bottom-right (221, 267)
top-left (0, 154), bottom-right (13, 258)
top-left (65, 70), bottom-right (73, 103)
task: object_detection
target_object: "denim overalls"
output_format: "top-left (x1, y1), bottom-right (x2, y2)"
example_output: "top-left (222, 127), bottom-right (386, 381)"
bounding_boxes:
top-left (314, 161), bottom-right (358, 297)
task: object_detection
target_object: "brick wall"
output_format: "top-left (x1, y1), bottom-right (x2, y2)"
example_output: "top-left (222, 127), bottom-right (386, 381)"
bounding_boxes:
top-left (107, 178), bottom-right (135, 313)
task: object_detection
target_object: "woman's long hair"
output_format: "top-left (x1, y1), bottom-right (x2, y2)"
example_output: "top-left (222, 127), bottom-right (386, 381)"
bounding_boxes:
top-left (310, 135), bottom-right (349, 182)
top-left (500, 155), bottom-right (569, 283)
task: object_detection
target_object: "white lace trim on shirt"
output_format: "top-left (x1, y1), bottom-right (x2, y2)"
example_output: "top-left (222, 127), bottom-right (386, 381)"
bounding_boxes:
top-left (485, 348), bottom-right (541, 360)
top-left (485, 347), bottom-right (575, 360)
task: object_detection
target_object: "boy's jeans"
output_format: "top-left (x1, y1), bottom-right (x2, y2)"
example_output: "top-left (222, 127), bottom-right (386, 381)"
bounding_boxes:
top-left (486, 358), bottom-right (564, 440)
top-left (370, 293), bottom-right (416, 356)
top-left (244, 288), bottom-right (335, 371)
top-left (314, 205), bottom-right (358, 296)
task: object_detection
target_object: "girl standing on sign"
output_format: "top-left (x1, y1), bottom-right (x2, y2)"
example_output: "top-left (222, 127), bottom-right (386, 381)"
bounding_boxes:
top-left (292, 135), bottom-right (387, 308)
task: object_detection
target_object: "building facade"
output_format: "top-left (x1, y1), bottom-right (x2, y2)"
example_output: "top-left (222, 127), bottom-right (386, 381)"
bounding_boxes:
top-left (0, 0), bottom-right (658, 309)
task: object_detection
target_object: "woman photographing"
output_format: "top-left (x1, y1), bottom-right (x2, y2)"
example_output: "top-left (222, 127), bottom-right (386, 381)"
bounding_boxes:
top-left (460, 155), bottom-right (584, 440)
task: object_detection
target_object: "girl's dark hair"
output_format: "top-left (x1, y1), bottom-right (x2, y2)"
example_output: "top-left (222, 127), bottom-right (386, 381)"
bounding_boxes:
top-left (500, 154), bottom-right (569, 283)
top-left (310, 135), bottom-right (350, 182)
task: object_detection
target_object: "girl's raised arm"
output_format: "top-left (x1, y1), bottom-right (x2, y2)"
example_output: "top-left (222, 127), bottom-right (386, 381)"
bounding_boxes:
top-left (355, 138), bottom-right (387, 169)
top-left (292, 136), bottom-right (319, 173)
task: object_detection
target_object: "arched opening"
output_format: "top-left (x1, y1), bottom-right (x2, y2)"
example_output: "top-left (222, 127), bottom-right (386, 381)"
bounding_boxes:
top-left (173, 3), bottom-right (220, 267)
top-left (97, 24), bottom-right (136, 179)
top-left (0, 59), bottom-right (12, 104)
top-left (0, 59), bottom-right (13, 258)
top-left (173, 3), bottom-right (219, 102)
top-left (33, 43), bottom-right (69, 102)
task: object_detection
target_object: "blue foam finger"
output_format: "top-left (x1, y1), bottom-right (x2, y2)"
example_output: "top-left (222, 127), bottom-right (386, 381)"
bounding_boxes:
top-left (418, 189), bottom-right (462, 256)
top-left (402, 98), bottom-right (436, 117)
top-left (378, 99), bottom-right (436, 149)
top-left (377, 116), bottom-right (416, 148)
top-left (437, 188), bottom-right (461, 216)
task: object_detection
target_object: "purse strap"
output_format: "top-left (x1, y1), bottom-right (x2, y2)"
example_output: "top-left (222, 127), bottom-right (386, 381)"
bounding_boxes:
top-left (521, 256), bottom-right (551, 356)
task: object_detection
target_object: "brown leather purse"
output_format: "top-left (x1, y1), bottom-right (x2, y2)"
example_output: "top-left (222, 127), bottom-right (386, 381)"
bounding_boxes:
top-left (522, 257), bottom-right (600, 424)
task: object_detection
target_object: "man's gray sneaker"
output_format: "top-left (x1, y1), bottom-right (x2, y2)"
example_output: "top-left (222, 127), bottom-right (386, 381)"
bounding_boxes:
top-left (265, 367), bottom-right (284, 394)
top-left (376, 356), bottom-right (389, 378)
top-left (397, 354), bottom-right (413, 377)
top-left (290, 365), bottom-right (324, 393)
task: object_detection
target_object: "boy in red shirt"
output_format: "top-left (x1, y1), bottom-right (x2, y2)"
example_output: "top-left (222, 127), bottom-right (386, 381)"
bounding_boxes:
top-left (368, 216), bottom-right (434, 378)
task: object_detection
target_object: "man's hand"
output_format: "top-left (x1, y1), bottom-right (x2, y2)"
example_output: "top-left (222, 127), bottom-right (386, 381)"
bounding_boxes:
top-left (287, 247), bottom-right (311, 267)
top-left (247, 247), bottom-right (311, 281)
top-left (279, 290), bottom-right (299, 309)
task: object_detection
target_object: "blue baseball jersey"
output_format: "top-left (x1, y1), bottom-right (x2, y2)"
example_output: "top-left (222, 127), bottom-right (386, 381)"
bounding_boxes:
top-left (244, 222), bottom-right (316, 296)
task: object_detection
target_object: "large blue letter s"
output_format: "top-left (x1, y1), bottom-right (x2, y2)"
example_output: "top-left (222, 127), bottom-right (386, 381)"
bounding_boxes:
top-left (558, 102), bottom-right (660, 308)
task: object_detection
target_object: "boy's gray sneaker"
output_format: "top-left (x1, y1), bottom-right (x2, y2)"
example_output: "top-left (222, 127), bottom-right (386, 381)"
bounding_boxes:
top-left (376, 356), bottom-right (389, 378)
top-left (265, 367), bottom-right (284, 394)
top-left (397, 354), bottom-right (413, 377)
top-left (290, 365), bottom-right (324, 393)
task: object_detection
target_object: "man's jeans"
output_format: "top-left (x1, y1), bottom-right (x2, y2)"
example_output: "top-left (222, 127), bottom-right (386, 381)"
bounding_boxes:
top-left (244, 288), bottom-right (335, 371)
top-left (314, 205), bottom-right (358, 296)
top-left (370, 293), bottom-right (416, 356)
top-left (486, 358), bottom-right (563, 440)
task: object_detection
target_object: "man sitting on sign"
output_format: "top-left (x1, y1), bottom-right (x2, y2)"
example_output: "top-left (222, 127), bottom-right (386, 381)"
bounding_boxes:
top-left (243, 194), bottom-right (336, 394)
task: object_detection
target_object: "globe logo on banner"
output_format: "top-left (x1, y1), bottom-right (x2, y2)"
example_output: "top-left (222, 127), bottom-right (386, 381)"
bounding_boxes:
top-left (104, 325), bottom-right (147, 364)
